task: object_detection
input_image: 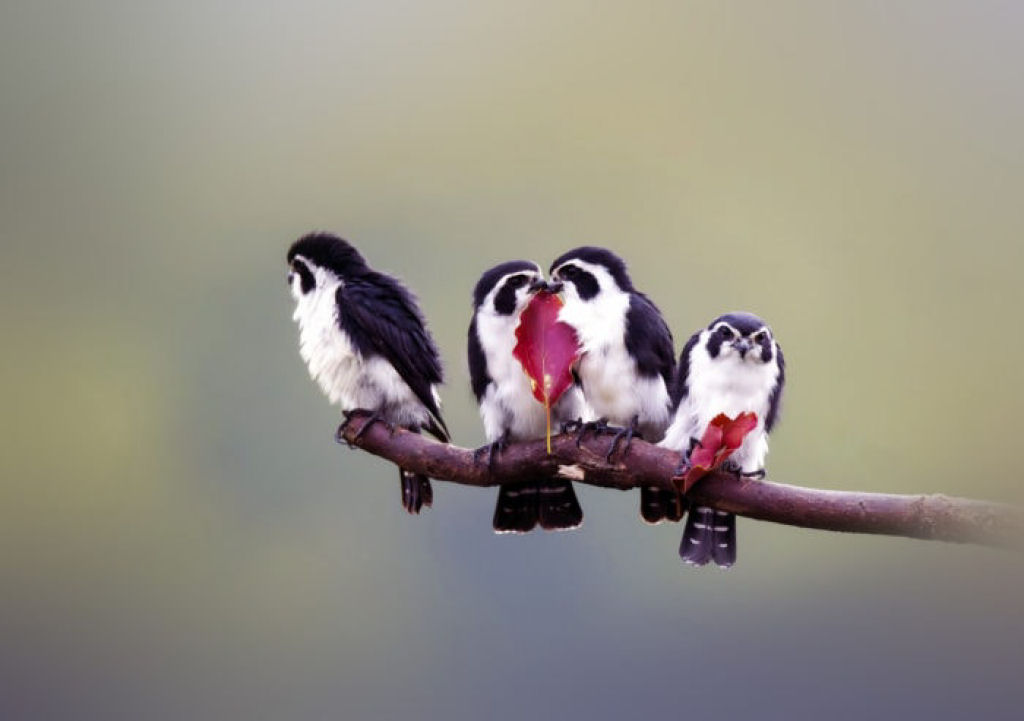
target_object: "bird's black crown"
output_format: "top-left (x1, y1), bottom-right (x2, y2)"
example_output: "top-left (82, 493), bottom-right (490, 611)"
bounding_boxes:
top-left (708, 312), bottom-right (768, 335)
top-left (472, 260), bottom-right (540, 309)
top-left (287, 232), bottom-right (368, 276)
top-left (549, 246), bottom-right (634, 292)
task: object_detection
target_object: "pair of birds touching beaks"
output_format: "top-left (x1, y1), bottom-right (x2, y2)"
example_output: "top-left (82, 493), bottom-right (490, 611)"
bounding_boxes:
top-left (287, 232), bottom-right (785, 568)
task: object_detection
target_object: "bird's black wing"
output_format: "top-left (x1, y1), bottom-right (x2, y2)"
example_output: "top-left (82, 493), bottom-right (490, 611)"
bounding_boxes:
top-left (626, 292), bottom-right (676, 387)
top-left (337, 274), bottom-right (449, 441)
top-left (467, 313), bottom-right (492, 403)
top-left (765, 344), bottom-right (785, 433)
top-left (669, 330), bottom-right (701, 409)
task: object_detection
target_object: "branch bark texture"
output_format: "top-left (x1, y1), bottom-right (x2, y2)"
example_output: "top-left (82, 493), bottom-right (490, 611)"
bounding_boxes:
top-left (338, 414), bottom-right (1024, 550)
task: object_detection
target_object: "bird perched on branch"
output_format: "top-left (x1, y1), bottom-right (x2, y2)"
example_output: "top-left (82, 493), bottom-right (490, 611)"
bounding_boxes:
top-left (469, 261), bottom-right (591, 533)
top-left (662, 312), bottom-right (785, 567)
top-left (548, 246), bottom-right (682, 524)
top-left (286, 231), bottom-right (449, 514)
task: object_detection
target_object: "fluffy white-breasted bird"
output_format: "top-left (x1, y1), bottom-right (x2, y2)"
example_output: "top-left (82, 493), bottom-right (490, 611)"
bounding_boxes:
top-left (548, 246), bottom-right (682, 523)
top-left (661, 312), bottom-right (785, 567)
top-left (287, 231), bottom-right (449, 514)
top-left (468, 261), bottom-right (591, 532)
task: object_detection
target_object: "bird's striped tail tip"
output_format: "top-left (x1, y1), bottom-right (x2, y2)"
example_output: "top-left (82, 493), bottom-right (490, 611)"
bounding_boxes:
top-left (679, 506), bottom-right (736, 568)
top-left (493, 481), bottom-right (583, 533)
top-left (640, 487), bottom-right (685, 524)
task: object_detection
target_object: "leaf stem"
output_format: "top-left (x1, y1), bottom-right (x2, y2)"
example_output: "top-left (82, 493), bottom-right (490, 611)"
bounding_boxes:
top-left (546, 404), bottom-right (552, 454)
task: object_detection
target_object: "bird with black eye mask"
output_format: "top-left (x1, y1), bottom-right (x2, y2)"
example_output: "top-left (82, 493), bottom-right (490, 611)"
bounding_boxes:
top-left (661, 312), bottom-right (786, 567)
top-left (548, 246), bottom-right (683, 524)
top-left (287, 231), bottom-right (449, 515)
top-left (468, 261), bottom-right (592, 533)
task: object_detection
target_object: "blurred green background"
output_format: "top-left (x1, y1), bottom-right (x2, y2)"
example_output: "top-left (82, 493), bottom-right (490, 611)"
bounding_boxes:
top-left (3, 1), bottom-right (1023, 719)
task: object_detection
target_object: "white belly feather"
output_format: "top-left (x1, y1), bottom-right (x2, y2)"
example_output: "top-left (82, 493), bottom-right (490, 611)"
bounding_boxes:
top-left (291, 276), bottom-right (431, 427)
top-left (662, 349), bottom-right (778, 473)
top-left (558, 292), bottom-right (671, 440)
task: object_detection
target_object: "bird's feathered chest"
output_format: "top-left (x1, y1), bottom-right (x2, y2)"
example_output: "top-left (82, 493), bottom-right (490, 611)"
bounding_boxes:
top-left (474, 313), bottom-right (534, 398)
top-left (473, 311), bottom-right (551, 439)
top-left (558, 291), bottom-right (670, 432)
top-left (292, 277), bottom-right (357, 399)
top-left (557, 290), bottom-right (630, 357)
top-left (683, 349), bottom-right (778, 431)
top-left (292, 276), bottom-right (413, 411)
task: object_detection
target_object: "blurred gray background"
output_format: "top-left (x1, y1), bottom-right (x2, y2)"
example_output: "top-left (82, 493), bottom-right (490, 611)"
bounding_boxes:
top-left (3, 2), bottom-right (1023, 719)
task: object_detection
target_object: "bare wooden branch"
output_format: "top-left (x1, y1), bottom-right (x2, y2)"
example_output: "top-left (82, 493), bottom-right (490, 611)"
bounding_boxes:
top-left (338, 414), bottom-right (1024, 549)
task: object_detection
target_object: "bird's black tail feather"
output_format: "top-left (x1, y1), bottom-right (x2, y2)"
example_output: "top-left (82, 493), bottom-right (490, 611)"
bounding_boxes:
top-left (424, 417), bottom-right (449, 444)
top-left (397, 425), bottom-right (438, 514)
top-left (400, 468), bottom-right (433, 515)
top-left (679, 506), bottom-right (736, 567)
top-left (493, 481), bottom-right (583, 533)
top-left (538, 481), bottom-right (583, 531)
top-left (640, 487), bottom-right (685, 524)
top-left (493, 484), bottom-right (539, 533)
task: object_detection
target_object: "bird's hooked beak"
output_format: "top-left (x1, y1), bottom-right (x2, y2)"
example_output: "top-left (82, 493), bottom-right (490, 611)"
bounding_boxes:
top-left (544, 279), bottom-right (564, 294)
top-left (732, 338), bottom-right (753, 358)
top-left (528, 277), bottom-right (547, 293)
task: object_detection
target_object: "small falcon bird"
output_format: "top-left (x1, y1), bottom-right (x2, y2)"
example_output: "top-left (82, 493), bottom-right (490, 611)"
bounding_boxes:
top-left (548, 246), bottom-right (682, 524)
top-left (469, 261), bottom-right (590, 533)
top-left (286, 231), bottom-right (449, 514)
top-left (661, 312), bottom-right (785, 567)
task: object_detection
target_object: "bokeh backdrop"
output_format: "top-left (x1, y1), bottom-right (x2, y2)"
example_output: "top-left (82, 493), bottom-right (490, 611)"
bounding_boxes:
top-left (3, 2), bottom-right (1023, 719)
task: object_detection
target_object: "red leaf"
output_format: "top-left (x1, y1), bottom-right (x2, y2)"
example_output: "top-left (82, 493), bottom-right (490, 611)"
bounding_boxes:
top-left (513, 291), bottom-right (581, 452)
top-left (721, 411), bottom-right (758, 449)
top-left (676, 412), bottom-right (759, 493)
top-left (686, 423), bottom-right (722, 472)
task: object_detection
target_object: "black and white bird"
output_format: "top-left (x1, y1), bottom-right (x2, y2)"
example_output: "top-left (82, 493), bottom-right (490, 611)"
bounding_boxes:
top-left (286, 231), bottom-right (449, 514)
top-left (469, 261), bottom-right (591, 533)
top-left (661, 312), bottom-right (785, 567)
top-left (548, 247), bottom-right (682, 524)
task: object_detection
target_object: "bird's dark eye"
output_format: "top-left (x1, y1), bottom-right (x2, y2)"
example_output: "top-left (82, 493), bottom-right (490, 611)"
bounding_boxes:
top-left (560, 265), bottom-right (577, 278)
top-left (719, 326), bottom-right (734, 340)
top-left (753, 331), bottom-right (767, 343)
top-left (291, 260), bottom-right (315, 294)
top-left (493, 275), bottom-right (526, 315)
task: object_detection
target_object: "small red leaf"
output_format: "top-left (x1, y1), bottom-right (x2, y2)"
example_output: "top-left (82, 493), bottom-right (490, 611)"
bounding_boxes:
top-left (675, 412), bottom-right (759, 493)
top-left (686, 424), bottom-right (722, 473)
top-left (721, 412), bottom-right (758, 450)
top-left (513, 291), bottom-right (581, 452)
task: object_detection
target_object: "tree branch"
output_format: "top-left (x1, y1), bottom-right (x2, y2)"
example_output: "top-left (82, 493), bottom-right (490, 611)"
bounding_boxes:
top-left (338, 414), bottom-right (1024, 549)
